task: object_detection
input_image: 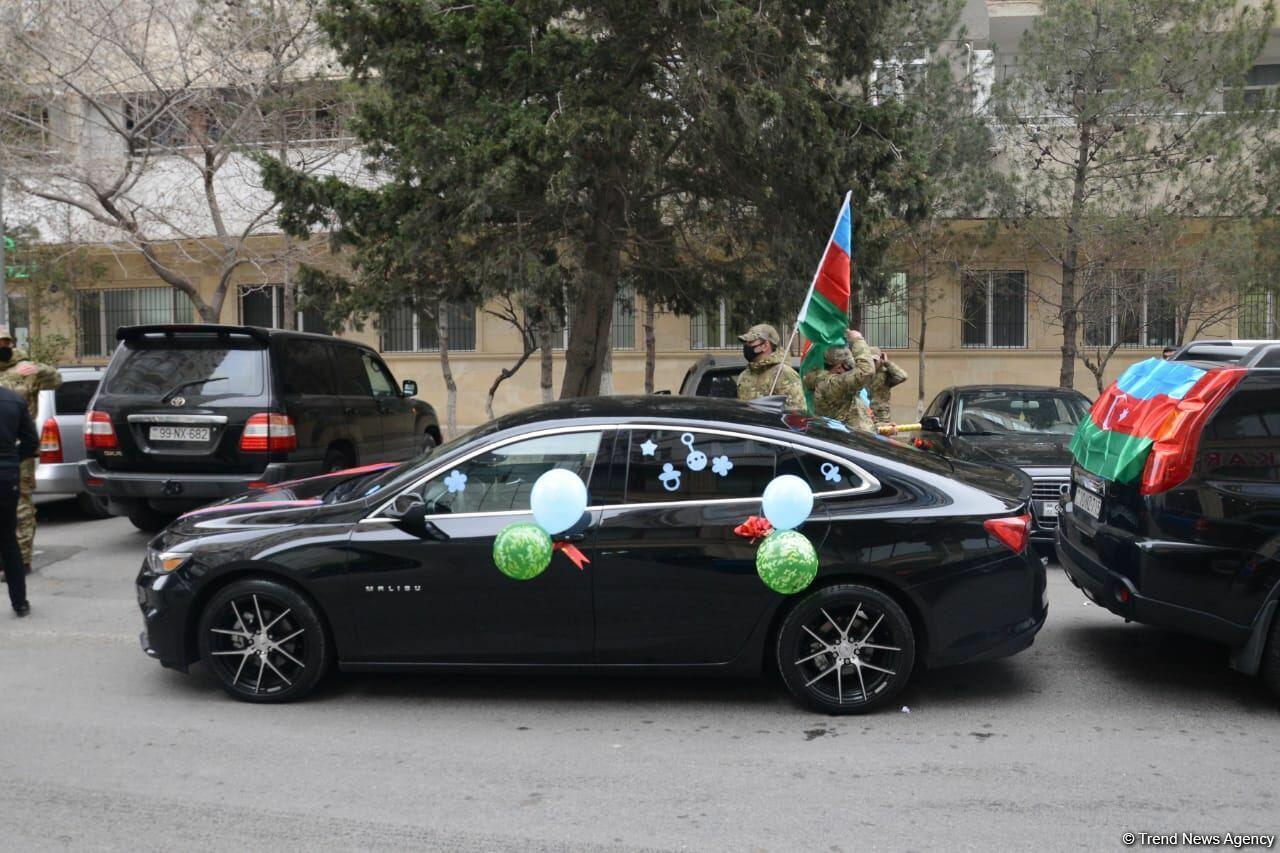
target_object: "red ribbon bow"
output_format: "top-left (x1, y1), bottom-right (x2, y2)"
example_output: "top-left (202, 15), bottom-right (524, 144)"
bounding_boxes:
top-left (734, 515), bottom-right (774, 544)
top-left (553, 541), bottom-right (591, 570)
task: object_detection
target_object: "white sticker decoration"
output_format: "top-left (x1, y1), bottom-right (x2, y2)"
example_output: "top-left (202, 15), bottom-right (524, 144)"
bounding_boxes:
top-left (639, 438), bottom-right (658, 457)
top-left (443, 470), bottom-right (468, 493)
top-left (659, 463), bottom-right (682, 492)
top-left (820, 463), bottom-right (843, 484)
top-left (712, 455), bottom-right (734, 477)
top-left (681, 432), bottom-right (707, 472)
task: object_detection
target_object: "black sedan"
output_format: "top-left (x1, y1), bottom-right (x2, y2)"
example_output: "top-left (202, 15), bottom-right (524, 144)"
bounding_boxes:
top-left (137, 396), bottom-right (1047, 715)
top-left (912, 385), bottom-right (1092, 545)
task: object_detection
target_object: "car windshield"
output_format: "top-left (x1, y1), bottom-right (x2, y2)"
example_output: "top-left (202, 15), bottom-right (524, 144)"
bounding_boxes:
top-left (955, 391), bottom-right (1090, 436)
top-left (104, 343), bottom-right (266, 397)
top-left (324, 420), bottom-right (503, 504)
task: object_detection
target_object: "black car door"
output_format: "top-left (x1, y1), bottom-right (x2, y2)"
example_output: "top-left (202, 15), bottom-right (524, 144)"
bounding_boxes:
top-left (276, 338), bottom-right (342, 469)
top-left (361, 350), bottom-right (417, 460)
top-left (327, 343), bottom-right (384, 463)
top-left (588, 427), bottom-right (831, 665)
top-left (344, 428), bottom-right (611, 663)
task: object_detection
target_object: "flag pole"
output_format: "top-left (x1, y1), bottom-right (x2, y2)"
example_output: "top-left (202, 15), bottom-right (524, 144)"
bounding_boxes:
top-left (767, 326), bottom-right (800, 395)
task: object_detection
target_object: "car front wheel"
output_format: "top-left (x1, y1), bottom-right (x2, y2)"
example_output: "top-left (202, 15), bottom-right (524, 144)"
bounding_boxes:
top-left (197, 578), bottom-right (329, 703)
top-left (776, 583), bottom-right (916, 715)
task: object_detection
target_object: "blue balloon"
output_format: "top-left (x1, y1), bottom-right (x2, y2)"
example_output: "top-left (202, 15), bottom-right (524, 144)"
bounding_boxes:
top-left (761, 474), bottom-right (814, 531)
top-left (530, 468), bottom-right (588, 534)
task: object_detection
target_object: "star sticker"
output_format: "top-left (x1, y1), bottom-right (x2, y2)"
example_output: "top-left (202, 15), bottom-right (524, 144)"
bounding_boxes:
top-left (639, 438), bottom-right (657, 457)
top-left (711, 455), bottom-right (733, 477)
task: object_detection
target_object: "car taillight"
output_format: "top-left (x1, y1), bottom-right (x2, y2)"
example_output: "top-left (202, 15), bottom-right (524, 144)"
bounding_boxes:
top-left (1140, 367), bottom-right (1247, 495)
top-left (239, 413), bottom-right (297, 452)
top-left (984, 514), bottom-right (1031, 554)
top-left (40, 418), bottom-right (63, 464)
top-left (84, 410), bottom-right (118, 451)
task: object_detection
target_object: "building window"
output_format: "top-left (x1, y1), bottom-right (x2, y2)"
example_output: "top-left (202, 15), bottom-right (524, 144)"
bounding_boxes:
top-left (864, 272), bottom-right (908, 349)
top-left (5, 295), bottom-right (30, 350)
top-left (1240, 290), bottom-right (1278, 338)
top-left (1081, 271), bottom-right (1178, 348)
top-left (380, 302), bottom-right (476, 352)
top-left (1243, 64), bottom-right (1280, 107)
top-left (76, 287), bottom-right (195, 357)
top-left (961, 271), bottom-right (1026, 348)
top-left (612, 285), bottom-right (637, 350)
top-left (238, 284), bottom-right (328, 334)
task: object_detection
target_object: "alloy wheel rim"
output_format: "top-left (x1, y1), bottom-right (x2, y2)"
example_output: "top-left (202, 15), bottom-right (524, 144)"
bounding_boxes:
top-left (793, 602), bottom-right (903, 706)
top-left (207, 593), bottom-right (307, 695)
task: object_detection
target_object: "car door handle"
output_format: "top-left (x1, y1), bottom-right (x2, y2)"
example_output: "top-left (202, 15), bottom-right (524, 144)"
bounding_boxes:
top-left (343, 407), bottom-right (356, 415)
top-left (554, 533), bottom-right (587, 543)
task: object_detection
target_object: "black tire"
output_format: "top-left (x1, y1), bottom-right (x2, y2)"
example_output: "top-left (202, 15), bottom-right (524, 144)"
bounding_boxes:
top-left (197, 578), bottom-right (330, 703)
top-left (421, 430), bottom-right (437, 455)
top-left (1261, 610), bottom-right (1280, 701)
top-left (128, 505), bottom-right (175, 533)
top-left (76, 492), bottom-right (113, 519)
top-left (776, 583), bottom-right (916, 715)
top-left (323, 447), bottom-right (354, 473)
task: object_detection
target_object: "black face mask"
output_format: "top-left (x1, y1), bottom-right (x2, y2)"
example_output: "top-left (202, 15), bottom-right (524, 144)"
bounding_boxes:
top-left (0, 347), bottom-right (12, 363)
top-left (742, 343), bottom-right (759, 362)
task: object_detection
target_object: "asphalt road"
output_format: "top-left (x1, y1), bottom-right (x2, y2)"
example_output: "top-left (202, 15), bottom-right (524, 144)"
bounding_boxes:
top-left (2, 502), bottom-right (1277, 852)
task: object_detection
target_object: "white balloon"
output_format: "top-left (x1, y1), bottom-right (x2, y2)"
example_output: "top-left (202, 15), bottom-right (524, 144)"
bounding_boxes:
top-left (761, 474), bottom-right (814, 531)
top-left (530, 469), bottom-right (588, 534)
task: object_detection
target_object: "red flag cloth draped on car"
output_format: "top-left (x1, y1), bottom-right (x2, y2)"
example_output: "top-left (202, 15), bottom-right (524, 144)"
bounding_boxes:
top-left (1069, 357), bottom-right (1247, 493)
top-left (796, 192), bottom-right (853, 409)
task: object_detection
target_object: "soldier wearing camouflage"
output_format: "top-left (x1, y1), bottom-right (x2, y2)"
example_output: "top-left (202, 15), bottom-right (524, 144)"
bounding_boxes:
top-left (867, 345), bottom-right (909, 425)
top-left (735, 323), bottom-right (806, 413)
top-left (805, 336), bottom-right (877, 432)
top-left (0, 328), bottom-right (63, 572)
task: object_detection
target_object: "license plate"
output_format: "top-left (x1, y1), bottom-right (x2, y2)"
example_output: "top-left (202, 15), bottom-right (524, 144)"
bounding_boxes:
top-left (1040, 500), bottom-right (1059, 518)
top-left (1074, 486), bottom-right (1102, 520)
top-left (149, 426), bottom-right (211, 442)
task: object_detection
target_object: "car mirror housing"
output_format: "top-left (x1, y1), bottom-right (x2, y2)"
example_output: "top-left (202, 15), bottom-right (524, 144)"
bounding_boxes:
top-left (920, 416), bottom-right (944, 432)
top-left (402, 379), bottom-right (418, 397)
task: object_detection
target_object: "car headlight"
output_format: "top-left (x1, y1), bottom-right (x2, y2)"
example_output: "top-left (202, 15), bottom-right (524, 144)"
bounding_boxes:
top-left (148, 551), bottom-right (192, 573)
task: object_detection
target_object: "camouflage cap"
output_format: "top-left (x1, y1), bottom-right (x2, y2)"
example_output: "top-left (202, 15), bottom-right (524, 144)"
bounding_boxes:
top-left (738, 323), bottom-right (781, 346)
top-left (823, 346), bottom-right (854, 368)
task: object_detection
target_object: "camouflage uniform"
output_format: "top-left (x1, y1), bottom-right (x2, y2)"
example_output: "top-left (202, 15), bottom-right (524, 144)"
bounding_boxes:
top-left (0, 347), bottom-right (62, 569)
top-left (806, 338), bottom-right (877, 431)
top-left (736, 324), bottom-right (806, 412)
top-left (867, 345), bottom-right (909, 425)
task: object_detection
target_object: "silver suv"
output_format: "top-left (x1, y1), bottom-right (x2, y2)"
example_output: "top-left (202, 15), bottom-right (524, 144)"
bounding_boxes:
top-left (35, 365), bottom-right (110, 517)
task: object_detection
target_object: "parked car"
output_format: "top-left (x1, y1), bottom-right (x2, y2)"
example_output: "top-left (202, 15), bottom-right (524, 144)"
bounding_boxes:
top-left (136, 395), bottom-right (1046, 712)
top-left (912, 385), bottom-right (1093, 549)
top-left (35, 365), bottom-right (111, 517)
top-left (1057, 341), bottom-right (1280, 697)
top-left (82, 324), bottom-right (440, 532)
top-left (678, 353), bottom-right (802, 398)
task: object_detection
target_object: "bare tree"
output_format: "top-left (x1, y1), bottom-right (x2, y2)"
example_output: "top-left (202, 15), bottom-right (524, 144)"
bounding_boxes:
top-left (482, 295), bottom-right (538, 421)
top-left (0, 0), bottom-right (356, 323)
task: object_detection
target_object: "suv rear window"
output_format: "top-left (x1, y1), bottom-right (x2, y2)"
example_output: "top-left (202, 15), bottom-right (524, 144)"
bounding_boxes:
top-left (104, 343), bottom-right (266, 397)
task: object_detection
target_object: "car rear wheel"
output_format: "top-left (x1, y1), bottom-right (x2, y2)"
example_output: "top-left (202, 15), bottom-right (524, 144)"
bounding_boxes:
top-left (76, 493), bottom-right (113, 519)
top-left (323, 447), bottom-right (354, 473)
top-left (128, 505), bottom-right (175, 533)
top-left (776, 584), bottom-right (916, 715)
top-left (1261, 609), bottom-right (1280, 701)
top-left (197, 578), bottom-right (329, 703)
top-left (422, 430), bottom-right (437, 454)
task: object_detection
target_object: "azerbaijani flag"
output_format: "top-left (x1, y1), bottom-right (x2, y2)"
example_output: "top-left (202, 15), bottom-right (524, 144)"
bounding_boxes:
top-left (797, 191), bottom-right (853, 408)
top-left (1069, 357), bottom-right (1244, 488)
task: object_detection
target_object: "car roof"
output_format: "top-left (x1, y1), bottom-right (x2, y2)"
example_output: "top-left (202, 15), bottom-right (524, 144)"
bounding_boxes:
top-left (488, 395), bottom-right (804, 433)
top-left (948, 384), bottom-right (1086, 395)
top-left (115, 324), bottom-right (360, 347)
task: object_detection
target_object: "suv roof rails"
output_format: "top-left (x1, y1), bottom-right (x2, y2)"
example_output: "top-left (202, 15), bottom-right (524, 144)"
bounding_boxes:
top-left (1176, 339), bottom-right (1280, 367)
top-left (116, 324), bottom-right (272, 344)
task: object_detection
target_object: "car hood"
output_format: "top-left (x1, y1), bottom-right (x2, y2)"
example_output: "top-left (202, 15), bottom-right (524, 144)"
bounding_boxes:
top-left (949, 432), bottom-right (1075, 468)
top-left (170, 462), bottom-right (398, 528)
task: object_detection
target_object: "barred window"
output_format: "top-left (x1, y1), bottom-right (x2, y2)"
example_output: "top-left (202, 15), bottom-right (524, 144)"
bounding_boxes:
top-left (238, 284), bottom-right (328, 334)
top-left (1081, 271), bottom-right (1178, 348)
top-left (1240, 290), bottom-right (1278, 338)
top-left (864, 272), bottom-right (908, 349)
top-left (612, 285), bottom-right (637, 349)
top-left (76, 287), bottom-right (195, 357)
top-left (962, 271), bottom-right (1026, 348)
top-left (380, 303), bottom-right (475, 352)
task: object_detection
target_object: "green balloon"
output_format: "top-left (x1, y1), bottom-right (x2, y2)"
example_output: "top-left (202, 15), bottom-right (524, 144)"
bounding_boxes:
top-left (756, 530), bottom-right (818, 594)
top-left (493, 522), bottom-right (553, 580)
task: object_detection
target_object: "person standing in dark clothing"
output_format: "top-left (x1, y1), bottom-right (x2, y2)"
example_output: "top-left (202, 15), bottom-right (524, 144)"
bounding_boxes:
top-left (0, 385), bottom-right (38, 616)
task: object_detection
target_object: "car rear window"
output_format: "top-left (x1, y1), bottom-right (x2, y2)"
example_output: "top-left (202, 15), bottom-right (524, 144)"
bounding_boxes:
top-left (54, 379), bottom-right (99, 415)
top-left (104, 343), bottom-right (266, 397)
top-left (697, 368), bottom-right (740, 398)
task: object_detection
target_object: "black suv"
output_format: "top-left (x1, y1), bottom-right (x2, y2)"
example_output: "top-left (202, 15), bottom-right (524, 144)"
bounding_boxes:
top-left (1057, 340), bottom-right (1280, 696)
top-left (82, 325), bottom-right (440, 531)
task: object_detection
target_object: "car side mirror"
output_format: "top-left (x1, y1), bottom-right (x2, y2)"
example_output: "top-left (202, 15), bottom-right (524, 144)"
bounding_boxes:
top-left (920, 416), bottom-right (944, 432)
top-left (384, 492), bottom-right (443, 540)
top-left (402, 379), bottom-right (418, 397)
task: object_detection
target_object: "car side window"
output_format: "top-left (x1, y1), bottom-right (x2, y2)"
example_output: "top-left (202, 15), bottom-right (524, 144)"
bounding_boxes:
top-left (925, 392), bottom-right (950, 422)
top-left (53, 380), bottom-right (99, 415)
top-left (776, 447), bottom-right (864, 494)
top-left (329, 345), bottom-right (372, 396)
top-left (362, 352), bottom-right (396, 397)
top-left (418, 431), bottom-right (604, 515)
top-left (281, 341), bottom-right (336, 396)
top-left (624, 429), bottom-right (777, 502)
top-left (1200, 388), bottom-right (1280, 482)
top-left (698, 370), bottom-right (740, 399)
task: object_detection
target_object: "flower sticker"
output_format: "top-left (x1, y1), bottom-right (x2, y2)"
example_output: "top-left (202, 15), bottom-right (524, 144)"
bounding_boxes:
top-left (711, 455), bottom-right (734, 477)
top-left (443, 469), bottom-right (468, 493)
